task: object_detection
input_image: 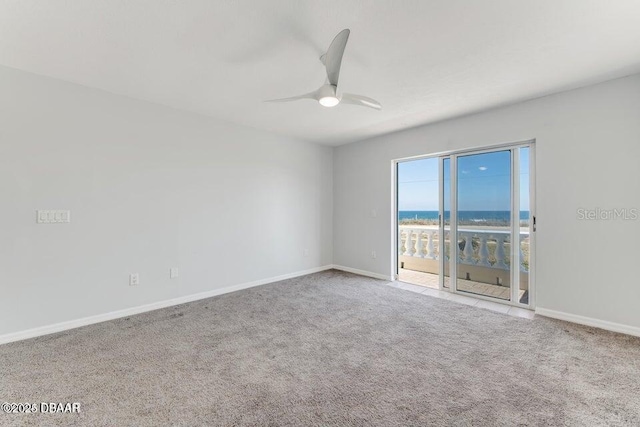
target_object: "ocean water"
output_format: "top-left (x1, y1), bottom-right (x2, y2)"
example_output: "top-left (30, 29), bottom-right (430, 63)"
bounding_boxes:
top-left (399, 210), bottom-right (529, 223)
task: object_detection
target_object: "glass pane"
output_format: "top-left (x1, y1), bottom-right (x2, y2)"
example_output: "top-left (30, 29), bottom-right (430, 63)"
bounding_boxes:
top-left (456, 150), bottom-right (512, 301)
top-left (519, 147), bottom-right (530, 304)
top-left (397, 157), bottom-right (440, 289)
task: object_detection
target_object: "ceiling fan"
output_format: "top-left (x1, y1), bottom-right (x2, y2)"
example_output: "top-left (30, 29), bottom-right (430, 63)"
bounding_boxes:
top-left (267, 29), bottom-right (381, 110)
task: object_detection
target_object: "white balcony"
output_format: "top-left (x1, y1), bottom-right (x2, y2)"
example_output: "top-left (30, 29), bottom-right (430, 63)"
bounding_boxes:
top-left (398, 225), bottom-right (530, 303)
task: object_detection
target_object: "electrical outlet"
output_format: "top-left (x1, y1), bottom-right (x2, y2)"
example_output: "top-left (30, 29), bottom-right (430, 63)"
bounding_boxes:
top-left (170, 268), bottom-right (179, 279)
top-left (129, 273), bottom-right (139, 286)
top-left (303, 248), bottom-right (309, 257)
top-left (371, 250), bottom-right (377, 259)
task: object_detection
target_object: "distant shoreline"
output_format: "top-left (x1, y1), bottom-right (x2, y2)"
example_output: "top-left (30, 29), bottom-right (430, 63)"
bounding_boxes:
top-left (398, 222), bottom-right (530, 234)
top-left (399, 210), bottom-right (530, 228)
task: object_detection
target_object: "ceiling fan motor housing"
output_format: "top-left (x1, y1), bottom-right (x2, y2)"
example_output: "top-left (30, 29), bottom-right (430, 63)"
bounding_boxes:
top-left (318, 84), bottom-right (340, 107)
top-left (318, 84), bottom-right (338, 99)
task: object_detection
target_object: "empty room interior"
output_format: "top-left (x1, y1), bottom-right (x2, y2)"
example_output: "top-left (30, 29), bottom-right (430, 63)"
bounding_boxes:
top-left (2, 1), bottom-right (640, 425)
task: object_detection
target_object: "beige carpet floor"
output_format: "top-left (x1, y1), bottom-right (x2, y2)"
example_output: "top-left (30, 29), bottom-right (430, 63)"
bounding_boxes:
top-left (1, 270), bottom-right (639, 426)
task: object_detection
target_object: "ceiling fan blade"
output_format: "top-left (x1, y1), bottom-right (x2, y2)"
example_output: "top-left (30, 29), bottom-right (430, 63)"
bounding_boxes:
top-left (265, 91), bottom-right (319, 103)
top-left (324, 29), bottom-right (350, 87)
top-left (340, 93), bottom-right (382, 110)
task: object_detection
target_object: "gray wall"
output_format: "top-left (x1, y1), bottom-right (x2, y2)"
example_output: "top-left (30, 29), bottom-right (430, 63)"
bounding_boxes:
top-left (333, 74), bottom-right (640, 328)
top-left (0, 66), bottom-right (333, 336)
top-left (2, 65), bottom-right (639, 338)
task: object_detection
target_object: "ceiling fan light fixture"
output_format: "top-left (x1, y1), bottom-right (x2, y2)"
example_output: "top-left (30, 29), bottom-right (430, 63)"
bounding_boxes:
top-left (319, 96), bottom-right (340, 107)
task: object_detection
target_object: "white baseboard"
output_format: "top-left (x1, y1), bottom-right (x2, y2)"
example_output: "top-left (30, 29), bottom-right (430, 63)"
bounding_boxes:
top-left (331, 264), bottom-right (393, 281)
top-left (0, 265), bottom-right (333, 345)
top-left (6, 268), bottom-right (637, 345)
top-left (535, 307), bottom-right (640, 338)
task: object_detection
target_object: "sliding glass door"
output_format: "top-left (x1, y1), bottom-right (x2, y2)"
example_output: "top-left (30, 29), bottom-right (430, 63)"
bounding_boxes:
top-left (397, 157), bottom-right (442, 289)
top-left (452, 150), bottom-right (512, 300)
top-left (396, 142), bottom-right (534, 308)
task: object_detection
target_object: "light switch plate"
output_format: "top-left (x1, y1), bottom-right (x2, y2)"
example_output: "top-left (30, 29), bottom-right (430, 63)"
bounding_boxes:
top-left (37, 210), bottom-right (71, 224)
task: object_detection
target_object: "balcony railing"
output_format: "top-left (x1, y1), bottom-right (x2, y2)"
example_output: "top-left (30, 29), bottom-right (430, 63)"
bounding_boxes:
top-left (398, 225), bottom-right (530, 272)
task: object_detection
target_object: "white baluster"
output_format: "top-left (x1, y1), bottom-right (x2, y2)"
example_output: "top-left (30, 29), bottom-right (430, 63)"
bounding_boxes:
top-left (401, 230), bottom-right (407, 255)
top-left (415, 230), bottom-right (424, 258)
top-left (463, 232), bottom-right (475, 264)
top-left (444, 230), bottom-right (450, 261)
top-left (426, 230), bottom-right (436, 259)
top-left (519, 233), bottom-right (527, 272)
top-left (495, 234), bottom-right (507, 269)
top-left (478, 234), bottom-right (490, 266)
top-left (404, 230), bottom-right (414, 256)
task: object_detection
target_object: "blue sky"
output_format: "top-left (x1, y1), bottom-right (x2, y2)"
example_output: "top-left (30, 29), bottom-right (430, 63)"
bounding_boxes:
top-left (398, 149), bottom-right (529, 211)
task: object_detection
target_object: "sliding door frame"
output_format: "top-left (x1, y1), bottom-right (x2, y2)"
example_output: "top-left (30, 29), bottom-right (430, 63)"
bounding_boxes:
top-left (393, 139), bottom-right (536, 309)
top-left (438, 156), bottom-right (447, 290)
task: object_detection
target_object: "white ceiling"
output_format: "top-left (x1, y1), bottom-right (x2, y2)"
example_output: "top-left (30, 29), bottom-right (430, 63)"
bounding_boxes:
top-left (1, 1), bottom-right (640, 145)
